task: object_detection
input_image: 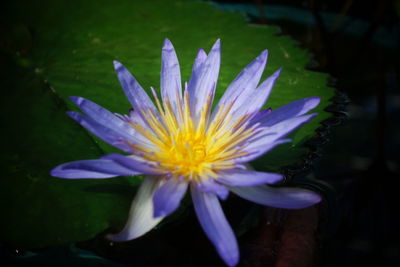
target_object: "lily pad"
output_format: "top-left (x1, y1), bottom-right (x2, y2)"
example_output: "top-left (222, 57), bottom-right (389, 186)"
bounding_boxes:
top-left (0, 0), bottom-right (334, 248)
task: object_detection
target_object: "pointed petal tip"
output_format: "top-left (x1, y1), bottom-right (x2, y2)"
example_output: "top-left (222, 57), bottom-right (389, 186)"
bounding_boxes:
top-left (105, 222), bottom-right (156, 242)
top-left (252, 49), bottom-right (268, 66)
top-left (197, 48), bottom-right (207, 58)
top-left (309, 96), bottom-right (321, 107)
top-left (49, 166), bottom-right (60, 178)
top-left (105, 232), bottom-right (129, 242)
top-left (49, 164), bottom-right (73, 179)
top-left (69, 96), bottom-right (84, 106)
top-left (260, 49), bottom-right (269, 59)
top-left (68, 95), bottom-right (78, 101)
top-left (163, 38), bottom-right (173, 49)
top-left (298, 189), bottom-right (323, 208)
top-left (224, 253), bottom-right (239, 267)
top-left (231, 185), bottom-right (322, 210)
top-left (311, 191), bottom-right (323, 204)
top-left (212, 39), bottom-right (221, 49)
top-left (260, 67), bottom-right (282, 86)
top-left (49, 167), bottom-right (82, 180)
top-left (66, 111), bottom-right (80, 119)
top-left (266, 67), bottom-right (283, 83)
top-left (113, 60), bottom-right (123, 69)
top-left (307, 112), bottom-right (318, 120)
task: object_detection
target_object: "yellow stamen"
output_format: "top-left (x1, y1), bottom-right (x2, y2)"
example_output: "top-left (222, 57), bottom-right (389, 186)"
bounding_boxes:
top-left (128, 87), bottom-right (258, 181)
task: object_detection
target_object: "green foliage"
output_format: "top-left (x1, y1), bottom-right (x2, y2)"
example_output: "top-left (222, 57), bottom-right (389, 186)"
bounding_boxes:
top-left (0, 0), bottom-right (334, 248)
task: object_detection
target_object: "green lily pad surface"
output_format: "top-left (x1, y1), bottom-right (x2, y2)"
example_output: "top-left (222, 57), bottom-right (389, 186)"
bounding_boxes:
top-left (0, 0), bottom-right (334, 248)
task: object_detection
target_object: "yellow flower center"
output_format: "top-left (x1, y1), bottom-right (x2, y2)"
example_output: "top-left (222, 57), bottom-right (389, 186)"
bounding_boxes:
top-left (129, 90), bottom-right (255, 181)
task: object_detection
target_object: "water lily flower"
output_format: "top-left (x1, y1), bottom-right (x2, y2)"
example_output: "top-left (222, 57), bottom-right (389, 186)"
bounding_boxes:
top-left (51, 39), bottom-right (322, 267)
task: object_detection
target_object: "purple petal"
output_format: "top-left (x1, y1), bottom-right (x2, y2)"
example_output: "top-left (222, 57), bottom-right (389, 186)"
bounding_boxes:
top-left (233, 68), bottom-right (282, 118)
top-left (113, 61), bottom-right (161, 121)
top-left (67, 111), bottom-right (136, 153)
top-left (69, 96), bottom-right (135, 136)
top-left (191, 186), bottom-right (239, 267)
top-left (161, 39), bottom-right (182, 115)
top-left (252, 97), bottom-right (321, 126)
top-left (107, 176), bottom-right (164, 241)
top-left (114, 113), bottom-right (130, 122)
top-left (50, 159), bottom-right (140, 179)
top-left (217, 169), bottom-right (283, 186)
top-left (251, 108), bottom-right (272, 122)
top-left (188, 48), bottom-right (207, 94)
top-left (189, 40), bottom-right (221, 123)
top-left (236, 114), bottom-right (316, 161)
top-left (249, 113), bottom-right (317, 146)
top-left (234, 139), bottom-right (291, 163)
top-left (195, 178), bottom-right (229, 200)
top-left (214, 49), bottom-right (268, 117)
top-left (102, 153), bottom-right (162, 175)
top-left (69, 97), bottom-right (157, 148)
top-left (123, 109), bottom-right (149, 128)
top-left (153, 178), bottom-right (188, 217)
top-left (230, 185), bottom-right (322, 209)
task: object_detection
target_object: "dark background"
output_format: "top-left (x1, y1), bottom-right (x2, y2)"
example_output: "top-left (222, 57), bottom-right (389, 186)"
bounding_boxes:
top-left (228, 0), bottom-right (400, 266)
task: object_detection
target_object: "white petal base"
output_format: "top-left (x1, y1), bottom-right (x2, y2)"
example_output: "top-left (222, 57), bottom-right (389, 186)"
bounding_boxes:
top-left (107, 176), bottom-right (164, 241)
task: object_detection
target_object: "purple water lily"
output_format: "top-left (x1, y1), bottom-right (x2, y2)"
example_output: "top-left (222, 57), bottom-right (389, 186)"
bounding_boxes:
top-left (51, 39), bottom-right (321, 267)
